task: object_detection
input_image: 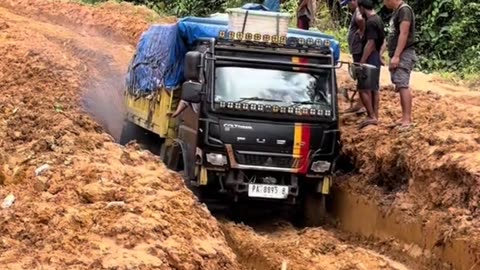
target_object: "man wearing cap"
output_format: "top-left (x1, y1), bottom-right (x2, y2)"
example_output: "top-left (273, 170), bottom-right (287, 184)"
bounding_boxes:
top-left (342, 0), bottom-right (367, 114)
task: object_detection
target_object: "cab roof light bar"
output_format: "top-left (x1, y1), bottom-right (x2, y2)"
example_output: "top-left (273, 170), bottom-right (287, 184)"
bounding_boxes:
top-left (214, 44), bottom-right (333, 61)
top-left (213, 55), bottom-right (337, 70)
top-left (217, 30), bottom-right (332, 50)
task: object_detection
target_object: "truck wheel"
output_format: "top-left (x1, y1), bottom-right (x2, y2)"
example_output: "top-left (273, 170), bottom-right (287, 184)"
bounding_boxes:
top-left (119, 120), bottom-right (138, 145)
top-left (159, 142), bottom-right (168, 163)
top-left (303, 192), bottom-right (327, 227)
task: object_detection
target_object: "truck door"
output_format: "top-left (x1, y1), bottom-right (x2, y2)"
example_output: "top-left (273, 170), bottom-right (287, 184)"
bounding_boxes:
top-left (176, 102), bottom-right (200, 180)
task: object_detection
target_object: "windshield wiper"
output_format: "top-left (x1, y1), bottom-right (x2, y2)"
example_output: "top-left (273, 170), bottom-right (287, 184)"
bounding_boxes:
top-left (292, 101), bottom-right (319, 105)
top-left (238, 97), bottom-right (283, 103)
top-left (291, 100), bottom-right (320, 107)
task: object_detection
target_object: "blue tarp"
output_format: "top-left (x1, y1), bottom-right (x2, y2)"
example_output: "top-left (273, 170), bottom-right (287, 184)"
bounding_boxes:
top-left (126, 15), bottom-right (341, 95)
top-left (125, 23), bottom-right (187, 95)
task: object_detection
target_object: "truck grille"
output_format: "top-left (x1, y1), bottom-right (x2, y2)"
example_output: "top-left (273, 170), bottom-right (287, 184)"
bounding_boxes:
top-left (234, 153), bottom-right (301, 168)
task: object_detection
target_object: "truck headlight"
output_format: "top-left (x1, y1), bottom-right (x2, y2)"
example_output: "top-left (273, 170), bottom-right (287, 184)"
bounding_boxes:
top-left (206, 153), bottom-right (227, 166)
top-left (311, 161), bottom-right (331, 173)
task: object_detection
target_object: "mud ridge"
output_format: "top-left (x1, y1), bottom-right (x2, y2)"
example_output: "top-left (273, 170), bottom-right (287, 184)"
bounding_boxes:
top-left (0, 2), bottom-right (239, 269)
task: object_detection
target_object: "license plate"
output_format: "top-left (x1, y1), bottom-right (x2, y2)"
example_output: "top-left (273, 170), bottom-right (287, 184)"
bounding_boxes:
top-left (248, 184), bottom-right (289, 199)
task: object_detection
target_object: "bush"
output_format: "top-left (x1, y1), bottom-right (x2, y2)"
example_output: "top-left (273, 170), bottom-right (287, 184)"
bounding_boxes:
top-left (411, 0), bottom-right (480, 76)
top-left (81, 0), bottom-right (479, 80)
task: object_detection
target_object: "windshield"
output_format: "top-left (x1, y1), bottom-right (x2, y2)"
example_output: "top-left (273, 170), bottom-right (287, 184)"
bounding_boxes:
top-left (214, 67), bottom-right (332, 109)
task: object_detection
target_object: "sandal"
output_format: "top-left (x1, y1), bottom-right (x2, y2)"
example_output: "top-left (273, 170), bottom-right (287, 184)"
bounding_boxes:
top-left (387, 122), bottom-right (402, 128)
top-left (395, 123), bottom-right (414, 132)
top-left (355, 107), bottom-right (367, 115)
top-left (342, 107), bottom-right (361, 114)
top-left (358, 118), bottom-right (378, 129)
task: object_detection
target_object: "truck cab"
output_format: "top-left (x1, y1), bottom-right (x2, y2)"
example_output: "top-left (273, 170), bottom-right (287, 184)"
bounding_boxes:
top-left (162, 32), bottom-right (341, 226)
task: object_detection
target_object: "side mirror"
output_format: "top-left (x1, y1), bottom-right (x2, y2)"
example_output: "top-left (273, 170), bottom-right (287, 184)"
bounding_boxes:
top-left (181, 81), bottom-right (202, 103)
top-left (184, 51), bottom-right (202, 81)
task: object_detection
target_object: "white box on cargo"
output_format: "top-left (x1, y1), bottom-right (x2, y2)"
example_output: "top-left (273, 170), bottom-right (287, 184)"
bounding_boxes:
top-left (226, 8), bottom-right (291, 37)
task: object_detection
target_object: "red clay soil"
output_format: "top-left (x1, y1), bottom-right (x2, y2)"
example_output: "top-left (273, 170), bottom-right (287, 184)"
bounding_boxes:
top-left (221, 222), bottom-right (412, 270)
top-left (335, 65), bottom-right (480, 254)
top-left (0, 2), bottom-right (238, 269)
top-left (1, 0), bottom-right (479, 269)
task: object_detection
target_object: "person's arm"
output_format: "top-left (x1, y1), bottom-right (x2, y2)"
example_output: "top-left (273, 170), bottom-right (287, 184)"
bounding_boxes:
top-left (360, 40), bottom-right (375, 63)
top-left (391, 8), bottom-right (413, 68)
top-left (171, 100), bottom-right (189, 118)
top-left (380, 39), bottom-right (387, 55)
top-left (380, 39), bottom-right (387, 65)
top-left (355, 9), bottom-right (365, 38)
top-left (298, 0), bottom-right (308, 10)
top-left (360, 20), bottom-right (376, 63)
top-left (393, 21), bottom-right (409, 57)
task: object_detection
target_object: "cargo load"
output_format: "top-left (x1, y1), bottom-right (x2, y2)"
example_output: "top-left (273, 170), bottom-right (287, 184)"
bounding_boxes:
top-left (125, 12), bottom-right (341, 97)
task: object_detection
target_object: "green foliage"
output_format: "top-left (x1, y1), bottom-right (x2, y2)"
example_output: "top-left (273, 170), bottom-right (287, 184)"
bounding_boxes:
top-left (78, 0), bottom-right (479, 82)
top-left (280, 0), bottom-right (298, 27)
top-left (222, 0), bottom-right (255, 10)
top-left (324, 27), bottom-right (349, 52)
top-left (409, 0), bottom-right (480, 77)
top-left (114, 0), bottom-right (225, 17)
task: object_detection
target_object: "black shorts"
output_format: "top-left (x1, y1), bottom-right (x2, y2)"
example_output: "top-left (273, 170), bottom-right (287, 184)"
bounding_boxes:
top-left (297, 15), bottom-right (309, 30)
top-left (357, 51), bottom-right (381, 91)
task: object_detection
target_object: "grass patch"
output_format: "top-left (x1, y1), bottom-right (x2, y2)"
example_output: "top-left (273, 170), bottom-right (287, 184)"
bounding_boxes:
top-left (438, 71), bottom-right (480, 89)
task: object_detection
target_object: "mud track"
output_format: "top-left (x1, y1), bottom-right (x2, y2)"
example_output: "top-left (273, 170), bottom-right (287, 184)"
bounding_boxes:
top-left (0, 1), bottom-right (479, 269)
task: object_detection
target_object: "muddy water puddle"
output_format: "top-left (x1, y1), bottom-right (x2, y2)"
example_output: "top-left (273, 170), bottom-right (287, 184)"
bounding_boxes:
top-left (205, 198), bottom-right (412, 270)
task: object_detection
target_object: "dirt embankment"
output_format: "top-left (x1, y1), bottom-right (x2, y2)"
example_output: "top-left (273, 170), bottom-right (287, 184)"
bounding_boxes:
top-left (337, 64), bottom-right (480, 220)
top-left (1, 0), bottom-right (479, 269)
top-left (0, 2), bottom-right (238, 269)
top-left (333, 64), bottom-right (480, 268)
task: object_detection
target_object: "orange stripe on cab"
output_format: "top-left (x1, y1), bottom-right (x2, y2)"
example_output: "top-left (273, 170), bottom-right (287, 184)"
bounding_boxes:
top-left (293, 123), bottom-right (303, 157)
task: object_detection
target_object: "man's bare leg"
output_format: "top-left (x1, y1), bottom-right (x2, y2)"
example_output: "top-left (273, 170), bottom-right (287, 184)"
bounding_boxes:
top-left (172, 100), bottom-right (188, 118)
top-left (398, 87), bottom-right (412, 125)
top-left (359, 90), bottom-right (377, 128)
top-left (359, 91), bottom-right (375, 118)
top-left (343, 98), bottom-right (365, 113)
top-left (372, 91), bottom-right (380, 120)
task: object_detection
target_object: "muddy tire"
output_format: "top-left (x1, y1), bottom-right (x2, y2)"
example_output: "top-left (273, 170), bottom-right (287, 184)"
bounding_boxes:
top-left (159, 142), bottom-right (169, 163)
top-left (303, 192), bottom-right (327, 227)
top-left (119, 120), bottom-right (137, 145)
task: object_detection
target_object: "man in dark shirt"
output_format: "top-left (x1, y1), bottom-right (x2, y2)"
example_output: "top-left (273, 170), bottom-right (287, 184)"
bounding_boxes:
top-left (342, 0), bottom-right (367, 114)
top-left (357, 0), bottom-right (385, 128)
top-left (384, 0), bottom-right (416, 129)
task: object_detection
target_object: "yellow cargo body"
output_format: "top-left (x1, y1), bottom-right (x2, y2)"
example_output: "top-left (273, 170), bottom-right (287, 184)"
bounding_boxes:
top-left (124, 88), bottom-right (180, 139)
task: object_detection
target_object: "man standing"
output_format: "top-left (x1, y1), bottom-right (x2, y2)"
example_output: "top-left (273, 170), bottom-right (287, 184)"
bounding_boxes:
top-left (342, 0), bottom-right (366, 114)
top-left (384, 0), bottom-right (416, 129)
top-left (297, 0), bottom-right (316, 30)
top-left (357, 0), bottom-right (385, 128)
top-left (346, 0), bottom-right (365, 64)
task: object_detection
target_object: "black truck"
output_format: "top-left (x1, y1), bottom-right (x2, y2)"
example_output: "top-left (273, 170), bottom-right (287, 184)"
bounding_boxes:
top-left (159, 32), bottom-right (341, 226)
